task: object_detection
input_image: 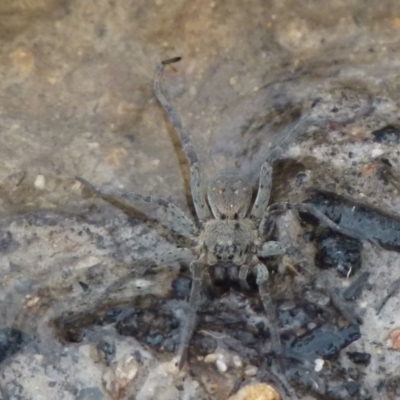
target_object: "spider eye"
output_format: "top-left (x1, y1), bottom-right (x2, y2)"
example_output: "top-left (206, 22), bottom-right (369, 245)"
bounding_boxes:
top-left (216, 255), bottom-right (222, 260)
top-left (233, 213), bottom-right (239, 219)
top-left (228, 254), bottom-right (234, 260)
top-left (220, 214), bottom-right (226, 220)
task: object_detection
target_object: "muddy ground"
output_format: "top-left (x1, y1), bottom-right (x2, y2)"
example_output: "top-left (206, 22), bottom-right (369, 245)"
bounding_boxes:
top-left (1, 1), bottom-right (400, 399)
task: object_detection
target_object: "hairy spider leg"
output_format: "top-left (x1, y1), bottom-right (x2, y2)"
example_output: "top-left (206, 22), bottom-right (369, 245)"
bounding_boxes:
top-left (76, 176), bottom-right (197, 239)
top-left (242, 161), bottom-right (287, 374)
top-left (251, 161), bottom-right (273, 220)
top-left (177, 260), bottom-right (204, 370)
top-left (153, 58), bottom-right (211, 223)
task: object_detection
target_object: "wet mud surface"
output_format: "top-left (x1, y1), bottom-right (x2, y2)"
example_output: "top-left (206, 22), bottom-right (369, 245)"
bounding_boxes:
top-left (2, 0), bottom-right (400, 399)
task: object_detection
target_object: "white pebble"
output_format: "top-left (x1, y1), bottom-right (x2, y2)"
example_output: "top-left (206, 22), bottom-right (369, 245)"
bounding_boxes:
top-left (360, 300), bottom-right (368, 308)
top-left (204, 353), bottom-right (218, 363)
top-left (229, 76), bottom-right (237, 86)
top-left (232, 355), bottom-right (243, 368)
top-left (34, 175), bottom-right (46, 189)
top-left (133, 279), bottom-right (152, 289)
top-left (244, 364), bottom-right (258, 376)
top-left (371, 147), bottom-right (384, 157)
top-left (314, 358), bottom-right (324, 372)
top-left (192, 380), bottom-right (199, 389)
top-left (216, 359), bottom-right (227, 373)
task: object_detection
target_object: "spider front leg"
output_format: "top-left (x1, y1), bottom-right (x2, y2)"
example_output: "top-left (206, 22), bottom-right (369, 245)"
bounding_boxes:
top-left (59, 248), bottom-right (194, 326)
top-left (255, 262), bottom-right (282, 357)
top-left (254, 261), bottom-right (284, 371)
top-left (238, 264), bottom-right (251, 291)
top-left (76, 176), bottom-right (197, 239)
top-left (249, 162), bottom-right (285, 366)
top-left (237, 256), bottom-right (284, 368)
top-left (177, 260), bottom-right (204, 370)
top-left (258, 241), bottom-right (288, 258)
top-left (93, 248), bottom-right (195, 311)
top-left (154, 58), bottom-right (211, 222)
top-left (273, 202), bottom-right (367, 242)
top-left (250, 161), bottom-right (273, 220)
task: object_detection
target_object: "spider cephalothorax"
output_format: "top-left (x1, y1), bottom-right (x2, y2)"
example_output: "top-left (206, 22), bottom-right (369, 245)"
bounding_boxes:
top-left (207, 170), bottom-right (253, 219)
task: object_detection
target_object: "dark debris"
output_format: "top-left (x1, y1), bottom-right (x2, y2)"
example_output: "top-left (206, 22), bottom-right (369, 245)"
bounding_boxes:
top-left (313, 229), bottom-right (362, 277)
top-left (52, 281), bottom-right (368, 398)
top-left (371, 125), bottom-right (400, 144)
top-left (0, 328), bottom-right (32, 364)
top-left (301, 191), bottom-right (400, 251)
top-left (347, 351), bottom-right (371, 366)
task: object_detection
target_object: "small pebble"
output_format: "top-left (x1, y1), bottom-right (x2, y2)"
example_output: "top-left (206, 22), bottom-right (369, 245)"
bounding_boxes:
top-left (103, 355), bottom-right (139, 398)
top-left (204, 353), bottom-right (218, 363)
top-left (229, 76), bottom-right (238, 86)
top-left (388, 328), bottom-right (400, 350)
top-left (232, 355), bottom-right (243, 368)
top-left (45, 365), bottom-right (58, 379)
top-left (228, 383), bottom-right (280, 400)
top-left (244, 364), bottom-right (258, 377)
top-left (9, 48), bottom-right (35, 74)
top-left (25, 295), bottom-right (40, 307)
top-left (133, 279), bottom-right (152, 289)
top-left (216, 359), bottom-right (228, 373)
top-left (314, 358), bottom-right (324, 372)
top-left (371, 147), bottom-right (384, 157)
top-left (34, 175), bottom-right (46, 189)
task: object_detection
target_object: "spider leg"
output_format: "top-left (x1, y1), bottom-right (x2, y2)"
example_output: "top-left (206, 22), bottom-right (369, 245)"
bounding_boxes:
top-left (178, 260), bottom-right (204, 370)
top-left (259, 212), bottom-right (277, 240)
top-left (266, 201), bottom-right (369, 242)
top-left (293, 203), bottom-right (367, 242)
top-left (98, 250), bottom-right (195, 309)
top-left (58, 253), bottom-right (195, 333)
top-left (254, 261), bottom-right (285, 372)
top-left (250, 162), bottom-right (273, 219)
top-left (258, 241), bottom-right (287, 258)
top-left (59, 258), bottom-right (156, 324)
top-left (154, 58), bottom-right (211, 223)
top-left (321, 279), bottom-right (362, 325)
top-left (238, 264), bottom-right (250, 291)
top-left (76, 176), bottom-right (197, 239)
top-left (154, 247), bottom-right (195, 265)
top-left (201, 270), bottom-right (215, 299)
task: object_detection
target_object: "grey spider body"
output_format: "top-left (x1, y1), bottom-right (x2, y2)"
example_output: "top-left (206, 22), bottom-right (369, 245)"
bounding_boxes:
top-left (76, 59), bottom-right (353, 395)
top-left (76, 58), bottom-right (291, 373)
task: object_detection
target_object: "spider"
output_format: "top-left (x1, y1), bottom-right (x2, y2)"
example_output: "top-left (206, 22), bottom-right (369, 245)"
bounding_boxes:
top-left (76, 57), bottom-right (356, 375)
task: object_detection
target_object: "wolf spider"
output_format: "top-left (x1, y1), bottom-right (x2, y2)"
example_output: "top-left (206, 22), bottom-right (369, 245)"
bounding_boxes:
top-left (77, 58), bottom-right (355, 374)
